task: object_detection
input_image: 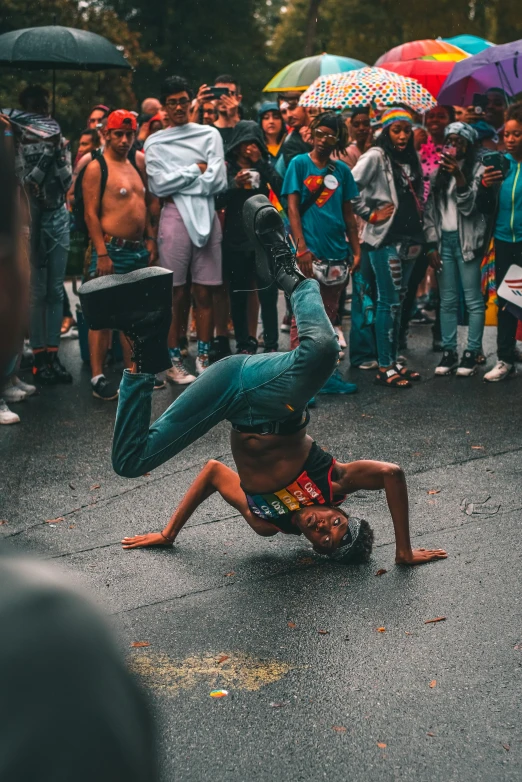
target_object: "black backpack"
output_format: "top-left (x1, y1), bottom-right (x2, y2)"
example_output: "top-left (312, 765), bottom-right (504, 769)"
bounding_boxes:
top-left (72, 151), bottom-right (108, 236)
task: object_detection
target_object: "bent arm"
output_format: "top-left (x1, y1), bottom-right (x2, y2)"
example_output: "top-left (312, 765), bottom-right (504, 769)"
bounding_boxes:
top-left (122, 461), bottom-right (279, 548)
top-left (335, 460), bottom-right (447, 565)
top-left (82, 160), bottom-right (107, 257)
top-left (176, 133), bottom-right (227, 197)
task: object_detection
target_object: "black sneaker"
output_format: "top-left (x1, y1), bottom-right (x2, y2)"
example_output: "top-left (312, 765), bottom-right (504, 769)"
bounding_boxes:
top-left (456, 350), bottom-right (478, 377)
top-left (92, 376), bottom-right (119, 400)
top-left (48, 353), bottom-right (73, 383)
top-left (209, 335), bottom-right (231, 363)
top-left (32, 351), bottom-right (61, 385)
top-left (242, 195), bottom-right (306, 295)
top-left (79, 268), bottom-right (173, 375)
top-left (432, 338), bottom-right (444, 353)
top-left (434, 350), bottom-right (459, 376)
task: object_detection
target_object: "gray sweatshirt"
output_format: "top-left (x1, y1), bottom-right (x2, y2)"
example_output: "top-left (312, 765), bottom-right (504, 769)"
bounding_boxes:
top-left (424, 159), bottom-right (487, 261)
top-left (351, 147), bottom-right (423, 248)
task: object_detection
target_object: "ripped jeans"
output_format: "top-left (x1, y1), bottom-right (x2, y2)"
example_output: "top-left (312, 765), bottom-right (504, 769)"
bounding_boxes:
top-left (368, 244), bottom-right (416, 367)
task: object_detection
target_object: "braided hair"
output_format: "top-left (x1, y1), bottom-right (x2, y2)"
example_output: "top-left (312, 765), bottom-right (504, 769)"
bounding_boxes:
top-left (310, 111), bottom-right (350, 155)
top-left (375, 125), bottom-right (423, 196)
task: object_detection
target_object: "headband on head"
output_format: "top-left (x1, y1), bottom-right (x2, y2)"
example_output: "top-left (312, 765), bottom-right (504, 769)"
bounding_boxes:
top-left (326, 515), bottom-right (362, 561)
top-left (444, 121), bottom-right (478, 144)
top-left (381, 108), bottom-right (414, 128)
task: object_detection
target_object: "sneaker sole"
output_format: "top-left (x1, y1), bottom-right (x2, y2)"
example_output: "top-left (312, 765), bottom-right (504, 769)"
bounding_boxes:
top-left (92, 390), bottom-right (119, 400)
top-left (483, 370), bottom-right (516, 383)
top-left (434, 368), bottom-right (457, 376)
top-left (79, 267), bottom-right (173, 331)
top-left (456, 367), bottom-right (478, 377)
top-left (242, 195), bottom-right (279, 288)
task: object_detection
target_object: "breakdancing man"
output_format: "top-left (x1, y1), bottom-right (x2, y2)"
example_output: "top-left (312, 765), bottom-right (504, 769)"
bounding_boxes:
top-left (79, 196), bottom-right (446, 565)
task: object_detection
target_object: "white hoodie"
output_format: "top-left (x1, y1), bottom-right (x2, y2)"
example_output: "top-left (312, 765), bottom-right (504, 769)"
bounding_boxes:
top-left (144, 123), bottom-right (226, 247)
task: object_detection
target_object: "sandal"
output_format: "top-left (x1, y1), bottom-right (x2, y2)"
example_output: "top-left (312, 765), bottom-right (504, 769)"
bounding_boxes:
top-left (394, 362), bottom-right (421, 382)
top-left (374, 367), bottom-right (412, 389)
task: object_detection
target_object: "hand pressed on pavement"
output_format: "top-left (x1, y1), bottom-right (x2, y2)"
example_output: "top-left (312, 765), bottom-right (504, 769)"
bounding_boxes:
top-left (122, 532), bottom-right (173, 549)
top-left (395, 548), bottom-right (448, 566)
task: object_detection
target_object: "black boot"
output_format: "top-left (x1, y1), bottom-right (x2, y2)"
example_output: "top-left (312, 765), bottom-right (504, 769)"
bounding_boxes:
top-left (242, 195), bottom-right (306, 296)
top-left (79, 268), bottom-right (173, 374)
top-left (48, 352), bottom-right (73, 383)
top-left (32, 351), bottom-right (58, 385)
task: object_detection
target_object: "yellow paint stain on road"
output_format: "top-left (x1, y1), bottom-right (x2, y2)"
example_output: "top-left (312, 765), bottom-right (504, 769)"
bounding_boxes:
top-left (129, 651), bottom-right (292, 694)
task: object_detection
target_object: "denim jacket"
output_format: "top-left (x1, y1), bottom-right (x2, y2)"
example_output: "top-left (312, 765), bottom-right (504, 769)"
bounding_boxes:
top-left (424, 159), bottom-right (487, 261)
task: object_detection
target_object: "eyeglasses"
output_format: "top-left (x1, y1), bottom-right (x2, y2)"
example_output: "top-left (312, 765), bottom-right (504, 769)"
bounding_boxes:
top-left (313, 128), bottom-right (339, 145)
top-left (165, 98), bottom-right (190, 108)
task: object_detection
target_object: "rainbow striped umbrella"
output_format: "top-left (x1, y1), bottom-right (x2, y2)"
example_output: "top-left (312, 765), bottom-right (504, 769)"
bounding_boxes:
top-left (376, 39), bottom-right (467, 65)
top-left (299, 67), bottom-right (436, 113)
top-left (263, 52), bottom-right (366, 92)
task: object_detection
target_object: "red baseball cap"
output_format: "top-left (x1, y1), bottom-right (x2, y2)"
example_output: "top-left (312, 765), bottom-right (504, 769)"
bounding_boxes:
top-left (106, 110), bottom-right (137, 131)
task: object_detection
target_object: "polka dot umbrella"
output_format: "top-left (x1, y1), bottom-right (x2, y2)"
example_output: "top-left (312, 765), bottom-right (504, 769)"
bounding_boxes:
top-left (298, 67), bottom-right (436, 114)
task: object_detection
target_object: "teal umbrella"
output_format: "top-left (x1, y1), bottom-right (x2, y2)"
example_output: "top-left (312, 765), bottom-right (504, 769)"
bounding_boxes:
top-left (263, 52), bottom-right (366, 92)
top-left (0, 25), bottom-right (131, 114)
top-left (443, 35), bottom-right (494, 56)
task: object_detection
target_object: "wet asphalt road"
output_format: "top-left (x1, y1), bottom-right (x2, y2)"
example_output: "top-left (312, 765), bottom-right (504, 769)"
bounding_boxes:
top-left (1, 296), bottom-right (521, 781)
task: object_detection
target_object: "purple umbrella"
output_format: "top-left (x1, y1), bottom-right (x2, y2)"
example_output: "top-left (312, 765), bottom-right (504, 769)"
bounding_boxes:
top-left (438, 39), bottom-right (522, 105)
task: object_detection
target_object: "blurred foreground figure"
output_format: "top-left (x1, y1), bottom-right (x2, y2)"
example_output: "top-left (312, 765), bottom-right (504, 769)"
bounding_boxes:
top-left (0, 555), bottom-right (158, 781)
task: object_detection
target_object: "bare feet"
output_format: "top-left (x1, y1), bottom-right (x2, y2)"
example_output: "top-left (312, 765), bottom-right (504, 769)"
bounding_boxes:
top-left (122, 532), bottom-right (173, 549)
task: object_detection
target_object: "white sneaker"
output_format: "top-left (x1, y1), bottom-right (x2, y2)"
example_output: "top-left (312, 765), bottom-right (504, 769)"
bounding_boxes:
top-left (0, 399), bottom-right (20, 424)
top-left (357, 360), bottom-right (378, 370)
top-left (2, 378), bottom-right (27, 403)
top-left (483, 360), bottom-right (516, 382)
top-left (12, 375), bottom-right (37, 396)
top-left (195, 354), bottom-right (209, 375)
top-left (334, 326), bottom-right (347, 349)
top-left (166, 358), bottom-right (196, 385)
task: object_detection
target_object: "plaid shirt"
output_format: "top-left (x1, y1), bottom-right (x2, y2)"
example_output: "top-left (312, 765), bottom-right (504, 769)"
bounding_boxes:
top-left (16, 134), bottom-right (72, 210)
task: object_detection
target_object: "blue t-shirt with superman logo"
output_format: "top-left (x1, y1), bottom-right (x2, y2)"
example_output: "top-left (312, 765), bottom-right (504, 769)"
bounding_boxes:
top-left (282, 153), bottom-right (359, 260)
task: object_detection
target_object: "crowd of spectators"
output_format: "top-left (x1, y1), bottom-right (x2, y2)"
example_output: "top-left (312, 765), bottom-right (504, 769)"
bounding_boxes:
top-left (2, 76), bottom-right (521, 420)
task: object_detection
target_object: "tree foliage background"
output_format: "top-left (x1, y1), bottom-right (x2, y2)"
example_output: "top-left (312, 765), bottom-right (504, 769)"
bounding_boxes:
top-left (0, 0), bottom-right (521, 139)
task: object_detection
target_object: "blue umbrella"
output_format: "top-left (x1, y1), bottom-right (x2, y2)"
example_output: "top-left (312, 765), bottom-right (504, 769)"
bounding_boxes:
top-left (443, 35), bottom-right (494, 56)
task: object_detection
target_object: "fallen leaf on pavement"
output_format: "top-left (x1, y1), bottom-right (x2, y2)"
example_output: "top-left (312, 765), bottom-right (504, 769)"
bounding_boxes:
top-left (514, 643), bottom-right (522, 651)
top-left (0, 520), bottom-right (8, 525)
top-left (224, 571), bottom-right (235, 577)
top-left (45, 517), bottom-right (64, 524)
top-left (375, 569), bottom-right (387, 576)
top-left (131, 641), bottom-right (150, 648)
top-left (405, 631), bottom-right (412, 635)
top-left (427, 489), bottom-right (441, 495)
top-left (287, 622), bottom-right (297, 629)
top-left (297, 556), bottom-right (315, 565)
top-left (143, 473), bottom-right (151, 477)
top-left (471, 445), bottom-right (484, 450)
top-left (427, 732), bottom-right (435, 737)
top-left (55, 454), bottom-right (65, 459)
top-left (68, 524), bottom-right (76, 529)
top-left (376, 627), bottom-right (386, 633)
top-left (217, 655), bottom-right (229, 664)
top-left (318, 629), bottom-right (329, 635)
top-left (270, 702), bottom-right (284, 708)
top-left (502, 744), bottom-right (510, 751)
top-left (424, 617), bottom-right (446, 624)
top-left (377, 742), bottom-right (387, 748)
top-left (90, 483), bottom-right (101, 491)
top-left (69, 483), bottom-right (76, 490)
top-left (332, 726), bottom-right (347, 732)
top-left (429, 680), bottom-right (437, 688)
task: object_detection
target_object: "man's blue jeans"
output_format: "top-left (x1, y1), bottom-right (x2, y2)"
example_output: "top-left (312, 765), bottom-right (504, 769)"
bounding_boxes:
top-left (368, 244), bottom-right (415, 367)
top-left (438, 231), bottom-right (485, 353)
top-left (112, 279), bottom-right (339, 478)
top-left (349, 245), bottom-right (377, 367)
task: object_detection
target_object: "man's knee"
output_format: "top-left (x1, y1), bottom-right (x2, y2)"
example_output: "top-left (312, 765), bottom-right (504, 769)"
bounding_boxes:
top-left (112, 451), bottom-right (143, 479)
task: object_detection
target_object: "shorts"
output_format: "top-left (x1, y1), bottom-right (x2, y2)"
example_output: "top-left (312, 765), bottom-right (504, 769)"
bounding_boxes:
top-left (158, 201), bottom-right (222, 287)
top-left (89, 240), bottom-right (150, 277)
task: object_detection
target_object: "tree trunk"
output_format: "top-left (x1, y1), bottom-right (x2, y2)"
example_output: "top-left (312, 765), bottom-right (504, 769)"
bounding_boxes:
top-left (304, 0), bottom-right (323, 57)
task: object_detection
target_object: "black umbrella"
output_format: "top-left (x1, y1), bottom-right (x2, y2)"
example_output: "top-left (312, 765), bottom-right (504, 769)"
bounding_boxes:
top-left (0, 25), bottom-right (131, 114)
